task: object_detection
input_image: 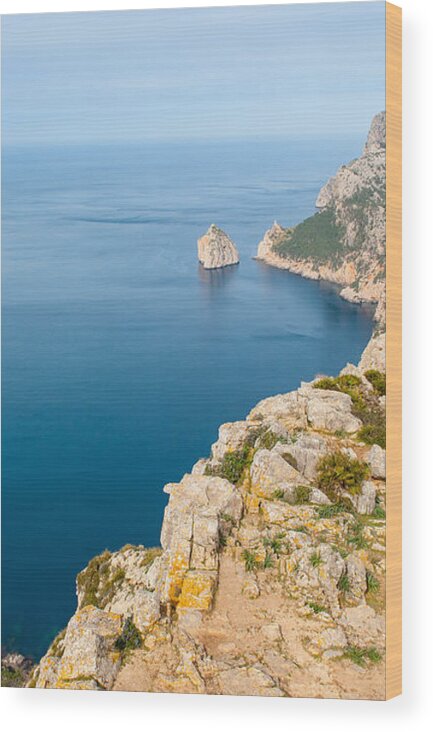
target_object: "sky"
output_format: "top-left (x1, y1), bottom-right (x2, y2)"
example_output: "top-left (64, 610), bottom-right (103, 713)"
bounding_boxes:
top-left (1, 2), bottom-right (385, 145)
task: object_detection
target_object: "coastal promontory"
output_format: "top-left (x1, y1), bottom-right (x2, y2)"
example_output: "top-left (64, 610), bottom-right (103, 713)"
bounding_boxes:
top-left (255, 111), bottom-right (386, 326)
top-left (198, 224), bottom-right (240, 269)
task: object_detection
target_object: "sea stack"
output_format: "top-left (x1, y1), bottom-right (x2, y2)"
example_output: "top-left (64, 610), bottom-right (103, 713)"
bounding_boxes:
top-left (197, 224), bottom-right (240, 269)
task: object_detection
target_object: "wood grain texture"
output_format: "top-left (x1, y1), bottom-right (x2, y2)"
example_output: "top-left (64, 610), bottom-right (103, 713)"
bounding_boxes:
top-left (385, 1), bottom-right (402, 701)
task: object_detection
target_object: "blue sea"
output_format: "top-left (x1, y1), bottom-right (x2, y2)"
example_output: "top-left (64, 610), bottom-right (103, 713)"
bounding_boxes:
top-left (1, 137), bottom-right (374, 659)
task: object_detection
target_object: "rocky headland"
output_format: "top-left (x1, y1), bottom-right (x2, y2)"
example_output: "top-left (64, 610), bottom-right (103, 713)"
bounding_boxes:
top-left (23, 112), bottom-right (387, 699)
top-left (255, 112), bottom-right (386, 327)
top-left (27, 328), bottom-right (386, 698)
top-left (198, 224), bottom-right (240, 269)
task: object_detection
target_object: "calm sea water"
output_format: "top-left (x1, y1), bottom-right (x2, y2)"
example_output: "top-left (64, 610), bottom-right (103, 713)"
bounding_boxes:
top-left (1, 138), bottom-right (374, 659)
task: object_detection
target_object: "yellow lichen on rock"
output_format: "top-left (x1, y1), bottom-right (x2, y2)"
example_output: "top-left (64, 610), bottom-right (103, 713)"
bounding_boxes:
top-left (177, 571), bottom-right (217, 610)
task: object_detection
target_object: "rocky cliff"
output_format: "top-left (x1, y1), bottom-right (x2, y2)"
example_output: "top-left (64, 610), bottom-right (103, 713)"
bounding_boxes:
top-left (29, 334), bottom-right (387, 699)
top-left (26, 121), bottom-right (387, 699)
top-left (255, 112), bottom-right (386, 327)
top-left (198, 224), bottom-right (240, 269)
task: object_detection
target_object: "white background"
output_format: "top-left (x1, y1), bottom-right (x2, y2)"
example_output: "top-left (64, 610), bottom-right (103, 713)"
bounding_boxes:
top-left (1, 0), bottom-right (432, 729)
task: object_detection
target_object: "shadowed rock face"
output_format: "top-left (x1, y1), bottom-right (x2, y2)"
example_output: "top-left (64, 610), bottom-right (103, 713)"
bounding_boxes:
top-left (197, 224), bottom-right (240, 269)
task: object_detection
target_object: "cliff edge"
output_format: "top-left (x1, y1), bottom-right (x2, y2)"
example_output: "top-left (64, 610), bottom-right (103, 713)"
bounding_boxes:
top-left (28, 334), bottom-right (386, 699)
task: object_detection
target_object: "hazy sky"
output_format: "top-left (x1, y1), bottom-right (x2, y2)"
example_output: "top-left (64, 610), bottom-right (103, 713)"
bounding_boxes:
top-left (1, 2), bottom-right (385, 145)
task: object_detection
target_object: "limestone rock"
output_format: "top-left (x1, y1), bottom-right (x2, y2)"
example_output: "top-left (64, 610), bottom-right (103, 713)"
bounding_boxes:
top-left (339, 605), bottom-right (385, 648)
top-left (197, 224), bottom-right (239, 269)
top-left (248, 390), bottom-right (308, 429)
top-left (242, 577), bottom-right (260, 599)
top-left (299, 384), bottom-right (362, 434)
top-left (308, 626), bottom-right (348, 658)
top-left (275, 432), bottom-right (328, 481)
top-left (160, 474), bottom-right (242, 607)
top-left (255, 221), bottom-right (286, 261)
top-left (355, 481), bottom-right (377, 515)
top-left (364, 111), bottom-right (386, 154)
top-left (309, 487), bottom-right (332, 505)
top-left (287, 543), bottom-right (345, 616)
top-left (366, 444), bottom-right (386, 479)
top-left (250, 448), bottom-right (305, 501)
top-left (210, 420), bottom-right (258, 463)
top-left (358, 333), bottom-right (386, 373)
top-left (35, 606), bottom-right (123, 690)
top-left (191, 458), bottom-right (209, 475)
top-left (345, 554), bottom-right (367, 602)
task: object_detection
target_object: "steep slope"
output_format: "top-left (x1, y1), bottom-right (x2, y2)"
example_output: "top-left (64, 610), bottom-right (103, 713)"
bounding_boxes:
top-left (29, 337), bottom-right (387, 699)
top-left (256, 112), bottom-right (386, 326)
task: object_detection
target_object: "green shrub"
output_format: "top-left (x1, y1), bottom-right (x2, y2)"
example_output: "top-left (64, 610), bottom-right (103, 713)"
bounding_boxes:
top-left (273, 488), bottom-right (286, 500)
top-left (344, 645), bottom-right (382, 666)
top-left (263, 552), bottom-right (274, 569)
top-left (347, 521), bottom-right (369, 550)
top-left (315, 503), bottom-right (350, 519)
top-left (1, 666), bottom-right (25, 687)
top-left (357, 408), bottom-right (386, 448)
top-left (275, 209), bottom-right (344, 262)
top-left (267, 537), bottom-right (283, 555)
top-left (310, 551), bottom-right (323, 568)
top-left (316, 452), bottom-right (370, 502)
top-left (364, 369), bottom-right (386, 396)
top-left (338, 572), bottom-right (351, 593)
top-left (49, 628), bottom-right (66, 658)
top-left (242, 549), bottom-right (259, 572)
top-left (205, 445), bottom-right (253, 484)
top-left (76, 550), bottom-right (128, 611)
top-left (314, 374), bottom-right (365, 410)
top-left (77, 550), bottom-right (112, 608)
top-left (366, 572), bottom-right (380, 594)
top-left (372, 504), bottom-right (386, 519)
top-left (256, 429), bottom-right (287, 450)
top-left (308, 601), bottom-right (327, 614)
top-left (115, 617), bottom-right (142, 653)
top-left (294, 485), bottom-right (311, 504)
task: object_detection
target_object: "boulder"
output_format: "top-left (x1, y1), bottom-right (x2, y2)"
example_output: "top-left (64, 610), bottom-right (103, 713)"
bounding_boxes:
top-left (309, 487), bottom-right (332, 505)
top-left (345, 554), bottom-right (367, 602)
top-left (339, 605), bottom-right (385, 648)
top-left (35, 606), bottom-right (123, 690)
top-left (274, 432), bottom-right (328, 481)
top-left (366, 444), bottom-right (386, 479)
top-left (250, 448), bottom-right (305, 501)
top-left (356, 481), bottom-right (377, 515)
top-left (248, 390), bottom-right (308, 429)
top-left (299, 385), bottom-right (362, 434)
top-left (287, 543), bottom-right (345, 616)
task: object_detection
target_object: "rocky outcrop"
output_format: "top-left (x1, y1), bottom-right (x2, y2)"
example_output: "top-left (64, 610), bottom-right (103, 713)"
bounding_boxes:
top-left (255, 112), bottom-right (386, 325)
top-left (198, 224), bottom-right (240, 269)
top-left (27, 115), bottom-right (387, 699)
top-left (30, 333), bottom-right (386, 698)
